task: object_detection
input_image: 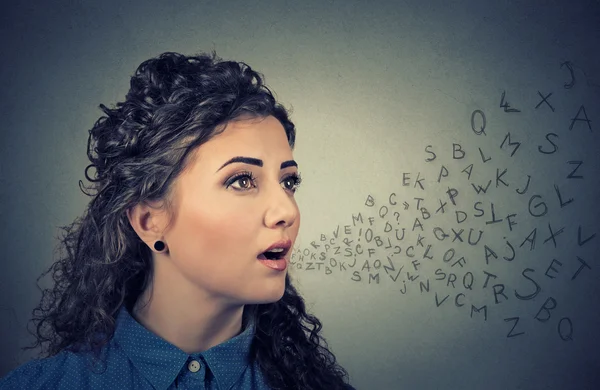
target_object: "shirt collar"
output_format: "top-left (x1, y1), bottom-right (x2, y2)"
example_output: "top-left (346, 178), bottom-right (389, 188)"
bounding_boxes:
top-left (113, 305), bottom-right (256, 390)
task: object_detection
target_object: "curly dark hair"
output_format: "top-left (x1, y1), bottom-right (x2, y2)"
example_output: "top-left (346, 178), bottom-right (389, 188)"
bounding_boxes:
top-left (24, 51), bottom-right (352, 389)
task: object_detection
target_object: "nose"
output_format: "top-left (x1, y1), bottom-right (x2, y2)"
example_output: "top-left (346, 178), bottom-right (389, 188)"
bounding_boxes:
top-left (264, 183), bottom-right (299, 229)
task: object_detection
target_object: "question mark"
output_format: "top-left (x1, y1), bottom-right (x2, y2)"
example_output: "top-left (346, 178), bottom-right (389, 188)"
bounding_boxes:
top-left (393, 211), bottom-right (400, 224)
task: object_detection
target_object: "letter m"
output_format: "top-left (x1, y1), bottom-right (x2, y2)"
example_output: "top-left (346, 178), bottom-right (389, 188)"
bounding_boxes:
top-left (470, 304), bottom-right (488, 321)
top-left (352, 213), bottom-right (363, 226)
top-left (500, 132), bottom-right (521, 157)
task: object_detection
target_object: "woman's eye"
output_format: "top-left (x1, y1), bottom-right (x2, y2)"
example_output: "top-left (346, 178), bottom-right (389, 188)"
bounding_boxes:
top-left (226, 172), bottom-right (302, 192)
top-left (227, 172), bottom-right (257, 191)
top-left (282, 173), bottom-right (303, 192)
top-left (235, 177), bottom-right (253, 189)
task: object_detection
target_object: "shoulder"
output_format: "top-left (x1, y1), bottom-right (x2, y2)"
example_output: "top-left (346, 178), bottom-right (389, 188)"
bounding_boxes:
top-left (0, 351), bottom-right (72, 389)
top-left (0, 343), bottom-right (127, 390)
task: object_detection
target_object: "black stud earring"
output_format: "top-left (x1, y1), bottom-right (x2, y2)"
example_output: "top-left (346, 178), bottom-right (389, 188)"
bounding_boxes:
top-left (154, 240), bottom-right (165, 251)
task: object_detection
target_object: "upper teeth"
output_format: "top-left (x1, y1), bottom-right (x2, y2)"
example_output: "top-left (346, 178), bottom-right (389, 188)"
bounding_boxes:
top-left (268, 248), bottom-right (285, 252)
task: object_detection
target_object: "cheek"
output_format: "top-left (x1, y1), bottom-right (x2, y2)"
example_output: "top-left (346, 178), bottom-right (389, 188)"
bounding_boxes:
top-left (174, 201), bottom-right (258, 259)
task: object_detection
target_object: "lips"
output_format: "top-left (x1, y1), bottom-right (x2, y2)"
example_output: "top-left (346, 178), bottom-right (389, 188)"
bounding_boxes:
top-left (257, 239), bottom-right (292, 260)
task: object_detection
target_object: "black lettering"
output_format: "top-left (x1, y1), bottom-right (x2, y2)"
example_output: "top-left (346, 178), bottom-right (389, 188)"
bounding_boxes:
top-left (468, 229), bottom-right (484, 245)
top-left (520, 228), bottom-right (537, 251)
top-left (395, 228), bottom-right (405, 241)
top-left (515, 268), bottom-right (541, 300)
top-left (471, 109), bottom-right (486, 135)
top-left (538, 133), bottom-right (559, 154)
top-left (412, 218), bottom-right (423, 232)
top-left (483, 271), bottom-right (497, 288)
top-left (506, 213), bottom-right (518, 231)
top-left (425, 145), bottom-right (436, 162)
top-left (402, 173), bottom-right (410, 186)
top-left (500, 90), bottom-right (521, 112)
top-left (535, 91), bottom-right (555, 112)
top-left (455, 293), bottom-right (465, 307)
top-left (446, 187), bottom-right (459, 205)
top-left (473, 201), bottom-right (484, 217)
top-left (443, 248), bottom-right (455, 263)
top-left (423, 245), bottom-right (434, 260)
top-left (528, 195), bottom-right (548, 217)
top-left (493, 284), bottom-right (508, 304)
top-left (534, 297), bottom-right (557, 322)
top-left (496, 168), bottom-right (508, 187)
top-left (414, 197), bottom-right (424, 210)
top-left (407, 272), bottom-right (419, 282)
top-left (470, 305), bottom-right (488, 321)
top-left (503, 240), bottom-right (515, 261)
top-left (435, 268), bottom-right (446, 281)
top-left (388, 266), bottom-right (403, 282)
top-left (554, 184), bottom-right (574, 208)
top-left (436, 199), bottom-right (447, 214)
top-left (500, 132), bottom-right (521, 157)
top-left (438, 165), bottom-right (449, 182)
top-left (462, 163), bottom-right (473, 179)
top-left (485, 203), bottom-right (504, 225)
top-left (571, 256), bottom-right (591, 281)
top-left (543, 224), bottom-right (565, 248)
top-left (577, 225), bottom-right (596, 246)
top-left (414, 172), bottom-right (425, 190)
top-left (463, 272), bottom-right (474, 290)
top-left (471, 180), bottom-right (492, 194)
top-left (484, 245), bottom-right (498, 264)
top-left (368, 273), bottom-right (380, 284)
top-left (569, 105), bottom-right (592, 132)
top-left (566, 160), bottom-right (583, 179)
top-left (545, 259), bottom-right (562, 279)
top-left (447, 273), bottom-right (457, 288)
top-left (453, 143), bottom-right (465, 159)
top-left (505, 317), bottom-right (525, 338)
top-left (412, 259), bottom-right (421, 272)
top-left (452, 228), bottom-right (464, 242)
top-left (560, 61), bottom-right (575, 89)
top-left (479, 148), bottom-right (491, 163)
top-left (389, 193), bottom-right (397, 206)
top-left (516, 174), bottom-right (531, 195)
top-left (558, 318), bottom-right (574, 341)
top-left (351, 213), bottom-right (363, 226)
top-left (435, 293), bottom-right (450, 307)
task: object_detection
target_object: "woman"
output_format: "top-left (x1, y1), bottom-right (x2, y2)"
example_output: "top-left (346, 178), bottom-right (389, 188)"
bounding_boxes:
top-left (0, 51), bottom-right (355, 389)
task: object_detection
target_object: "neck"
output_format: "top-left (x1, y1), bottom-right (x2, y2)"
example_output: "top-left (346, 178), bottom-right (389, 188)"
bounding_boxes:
top-left (131, 258), bottom-right (246, 354)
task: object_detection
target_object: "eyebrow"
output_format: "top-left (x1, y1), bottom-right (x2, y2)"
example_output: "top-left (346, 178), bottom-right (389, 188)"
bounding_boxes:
top-left (216, 156), bottom-right (298, 172)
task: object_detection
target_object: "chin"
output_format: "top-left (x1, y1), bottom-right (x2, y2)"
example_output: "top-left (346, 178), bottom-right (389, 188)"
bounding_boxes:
top-left (251, 287), bottom-right (286, 304)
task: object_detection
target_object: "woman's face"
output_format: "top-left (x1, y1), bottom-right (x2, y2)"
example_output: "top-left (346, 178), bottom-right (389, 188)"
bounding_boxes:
top-left (161, 115), bottom-right (301, 305)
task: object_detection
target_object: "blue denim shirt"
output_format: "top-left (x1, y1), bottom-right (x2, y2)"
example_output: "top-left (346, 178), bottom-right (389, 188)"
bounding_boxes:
top-left (0, 305), bottom-right (271, 389)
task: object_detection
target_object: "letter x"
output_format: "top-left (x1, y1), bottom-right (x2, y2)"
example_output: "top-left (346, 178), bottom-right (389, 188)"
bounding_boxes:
top-left (535, 91), bottom-right (555, 112)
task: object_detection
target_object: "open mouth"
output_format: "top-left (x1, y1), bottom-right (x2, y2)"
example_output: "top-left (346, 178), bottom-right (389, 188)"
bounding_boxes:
top-left (257, 248), bottom-right (288, 261)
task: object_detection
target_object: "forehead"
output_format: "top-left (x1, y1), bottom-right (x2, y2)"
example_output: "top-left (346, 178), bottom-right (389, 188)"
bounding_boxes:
top-left (213, 115), bottom-right (287, 146)
top-left (188, 115), bottom-right (292, 170)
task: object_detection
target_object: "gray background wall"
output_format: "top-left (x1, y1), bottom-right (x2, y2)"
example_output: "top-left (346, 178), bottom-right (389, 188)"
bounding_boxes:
top-left (1, 1), bottom-right (599, 389)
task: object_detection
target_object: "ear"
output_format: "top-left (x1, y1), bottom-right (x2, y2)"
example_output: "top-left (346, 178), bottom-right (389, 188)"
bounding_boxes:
top-left (126, 200), bottom-right (169, 251)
